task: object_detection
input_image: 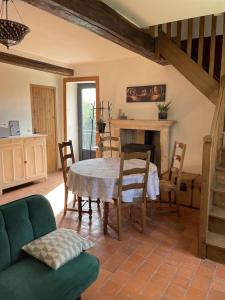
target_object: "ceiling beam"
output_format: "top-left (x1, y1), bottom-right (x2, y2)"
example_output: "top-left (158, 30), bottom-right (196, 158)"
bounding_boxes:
top-left (21, 0), bottom-right (160, 63)
top-left (0, 52), bottom-right (74, 76)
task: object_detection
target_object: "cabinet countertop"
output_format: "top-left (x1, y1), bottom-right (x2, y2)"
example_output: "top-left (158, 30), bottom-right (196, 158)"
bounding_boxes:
top-left (0, 134), bottom-right (47, 141)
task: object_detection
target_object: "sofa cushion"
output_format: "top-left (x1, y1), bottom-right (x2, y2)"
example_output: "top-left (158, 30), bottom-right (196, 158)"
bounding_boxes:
top-left (23, 228), bottom-right (95, 270)
top-left (0, 211), bottom-right (11, 271)
top-left (0, 195), bottom-right (56, 271)
top-left (0, 252), bottom-right (99, 300)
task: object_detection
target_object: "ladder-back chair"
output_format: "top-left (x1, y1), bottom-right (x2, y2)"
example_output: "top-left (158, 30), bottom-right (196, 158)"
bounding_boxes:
top-left (58, 140), bottom-right (99, 220)
top-left (99, 135), bottom-right (120, 158)
top-left (103, 151), bottom-right (150, 240)
top-left (160, 141), bottom-right (186, 215)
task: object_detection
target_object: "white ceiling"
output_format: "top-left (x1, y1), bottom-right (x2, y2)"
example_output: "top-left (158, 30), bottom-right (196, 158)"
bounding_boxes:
top-left (102, 0), bottom-right (225, 27)
top-left (1, 0), bottom-right (225, 68)
top-left (0, 1), bottom-right (135, 68)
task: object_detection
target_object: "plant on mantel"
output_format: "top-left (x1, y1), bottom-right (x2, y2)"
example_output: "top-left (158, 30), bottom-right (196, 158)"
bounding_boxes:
top-left (157, 101), bottom-right (171, 120)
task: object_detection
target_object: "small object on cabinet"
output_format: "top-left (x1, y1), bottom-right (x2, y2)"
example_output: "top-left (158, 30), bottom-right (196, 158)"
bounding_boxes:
top-left (9, 120), bottom-right (20, 136)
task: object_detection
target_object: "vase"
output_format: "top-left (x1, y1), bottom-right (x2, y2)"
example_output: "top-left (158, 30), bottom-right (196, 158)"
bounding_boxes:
top-left (97, 122), bottom-right (106, 133)
top-left (158, 112), bottom-right (168, 120)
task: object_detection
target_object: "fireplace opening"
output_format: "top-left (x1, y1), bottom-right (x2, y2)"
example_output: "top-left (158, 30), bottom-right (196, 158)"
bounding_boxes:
top-left (121, 129), bottom-right (161, 172)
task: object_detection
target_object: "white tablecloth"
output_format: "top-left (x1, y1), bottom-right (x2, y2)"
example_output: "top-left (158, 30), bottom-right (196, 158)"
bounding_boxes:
top-left (67, 158), bottom-right (159, 202)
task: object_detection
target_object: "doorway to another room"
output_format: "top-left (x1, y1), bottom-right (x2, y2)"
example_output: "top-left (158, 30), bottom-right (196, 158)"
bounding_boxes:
top-left (63, 77), bottom-right (99, 161)
top-left (77, 83), bottom-right (96, 160)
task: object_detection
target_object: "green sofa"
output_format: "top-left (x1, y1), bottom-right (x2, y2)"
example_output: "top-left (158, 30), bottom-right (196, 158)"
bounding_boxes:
top-left (0, 195), bottom-right (99, 300)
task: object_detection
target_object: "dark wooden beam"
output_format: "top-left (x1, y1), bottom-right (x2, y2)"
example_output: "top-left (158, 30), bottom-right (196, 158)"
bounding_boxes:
top-left (0, 51), bottom-right (74, 76)
top-left (21, 0), bottom-right (160, 63)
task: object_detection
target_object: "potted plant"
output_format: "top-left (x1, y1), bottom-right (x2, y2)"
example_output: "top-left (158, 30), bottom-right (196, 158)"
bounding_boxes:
top-left (157, 101), bottom-right (171, 120)
top-left (97, 117), bottom-right (106, 133)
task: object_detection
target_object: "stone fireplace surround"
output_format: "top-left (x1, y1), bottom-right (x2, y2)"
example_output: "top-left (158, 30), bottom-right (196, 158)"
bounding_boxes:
top-left (111, 119), bottom-right (176, 174)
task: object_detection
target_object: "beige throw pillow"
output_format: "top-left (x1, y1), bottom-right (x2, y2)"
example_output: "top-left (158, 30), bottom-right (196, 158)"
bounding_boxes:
top-left (22, 228), bottom-right (94, 270)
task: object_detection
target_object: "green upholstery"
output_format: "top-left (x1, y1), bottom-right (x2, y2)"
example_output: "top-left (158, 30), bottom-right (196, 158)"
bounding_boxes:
top-left (0, 252), bottom-right (99, 300)
top-left (0, 195), bottom-right (56, 270)
top-left (0, 195), bottom-right (99, 300)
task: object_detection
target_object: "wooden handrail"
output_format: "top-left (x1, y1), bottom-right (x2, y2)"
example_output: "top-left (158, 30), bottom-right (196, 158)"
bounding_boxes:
top-left (199, 76), bottom-right (225, 257)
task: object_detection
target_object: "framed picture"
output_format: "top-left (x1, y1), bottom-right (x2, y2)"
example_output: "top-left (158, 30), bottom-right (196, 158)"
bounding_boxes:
top-left (126, 84), bottom-right (166, 103)
top-left (9, 120), bottom-right (20, 136)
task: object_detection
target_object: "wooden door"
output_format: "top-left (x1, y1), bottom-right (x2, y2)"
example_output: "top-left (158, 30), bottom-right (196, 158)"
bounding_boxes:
top-left (30, 85), bottom-right (57, 173)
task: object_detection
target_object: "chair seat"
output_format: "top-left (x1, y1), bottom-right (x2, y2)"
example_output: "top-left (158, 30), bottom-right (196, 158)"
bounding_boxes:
top-left (160, 179), bottom-right (176, 192)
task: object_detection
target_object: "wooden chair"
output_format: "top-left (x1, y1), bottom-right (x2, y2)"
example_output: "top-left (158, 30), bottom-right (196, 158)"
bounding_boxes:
top-left (99, 135), bottom-right (120, 158)
top-left (58, 140), bottom-right (100, 221)
top-left (103, 151), bottom-right (150, 240)
top-left (159, 141), bottom-right (186, 215)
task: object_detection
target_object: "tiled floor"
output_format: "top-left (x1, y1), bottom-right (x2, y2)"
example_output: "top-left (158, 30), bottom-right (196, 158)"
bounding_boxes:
top-left (1, 172), bottom-right (225, 300)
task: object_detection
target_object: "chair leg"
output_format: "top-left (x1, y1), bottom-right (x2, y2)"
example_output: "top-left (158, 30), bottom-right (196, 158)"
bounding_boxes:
top-left (103, 202), bottom-right (109, 234)
top-left (168, 191), bottom-right (172, 207)
top-left (142, 201), bottom-right (147, 233)
top-left (117, 202), bottom-right (122, 241)
top-left (175, 192), bottom-right (180, 216)
top-left (64, 187), bottom-right (68, 216)
top-left (72, 194), bottom-right (77, 208)
top-left (88, 197), bottom-right (92, 220)
top-left (97, 198), bottom-right (101, 209)
top-left (78, 196), bottom-right (82, 222)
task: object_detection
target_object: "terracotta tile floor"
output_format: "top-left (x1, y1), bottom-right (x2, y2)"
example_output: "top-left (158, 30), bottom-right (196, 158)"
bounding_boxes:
top-left (1, 172), bottom-right (225, 300)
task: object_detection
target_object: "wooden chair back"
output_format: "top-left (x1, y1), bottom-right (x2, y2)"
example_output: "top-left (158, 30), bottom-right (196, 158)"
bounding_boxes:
top-left (58, 140), bottom-right (75, 185)
top-left (168, 141), bottom-right (186, 191)
top-left (99, 135), bottom-right (120, 157)
top-left (118, 151), bottom-right (151, 203)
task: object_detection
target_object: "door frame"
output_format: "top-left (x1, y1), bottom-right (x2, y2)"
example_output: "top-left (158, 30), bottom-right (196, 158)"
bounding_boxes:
top-left (63, 76), bottom-right (100, 141)
top-left (30, 84), bottom-right (58, 172)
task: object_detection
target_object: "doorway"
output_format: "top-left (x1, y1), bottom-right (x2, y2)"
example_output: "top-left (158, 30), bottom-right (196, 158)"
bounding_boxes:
top-left (30, 84), bottom-right (57, 173)
top-left (77, 83), bottom-right (96, 160)
top-left (63, 76), bottom-right (100, 161)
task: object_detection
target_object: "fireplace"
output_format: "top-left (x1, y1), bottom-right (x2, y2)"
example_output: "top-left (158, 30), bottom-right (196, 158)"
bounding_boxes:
top-left (121, 130), bottom-right (160, 171)
top-left (111, 119), bottom-right (176, 174)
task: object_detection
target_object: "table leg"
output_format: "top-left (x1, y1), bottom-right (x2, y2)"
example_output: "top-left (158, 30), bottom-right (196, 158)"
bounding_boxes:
top-left (103, 202), bottom-right (109, 234)
top-left (88, 197), bottom-right (92, 220)
top-left (78, 196), bottom-right (82, 222)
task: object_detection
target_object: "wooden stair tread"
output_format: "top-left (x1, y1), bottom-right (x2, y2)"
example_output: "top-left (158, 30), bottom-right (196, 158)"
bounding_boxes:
top-left (210, 205), bottom-right (225, 220)
top-left (206, 231), bottom-right (225, 249)
top-left (216, 164), bottom-right (225, 171)
top-left (212, 184), bottom-right (225, 193)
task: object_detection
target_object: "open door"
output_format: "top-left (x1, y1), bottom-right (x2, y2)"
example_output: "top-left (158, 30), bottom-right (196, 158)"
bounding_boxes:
top-left (63, 76), bottom-right (100, 161)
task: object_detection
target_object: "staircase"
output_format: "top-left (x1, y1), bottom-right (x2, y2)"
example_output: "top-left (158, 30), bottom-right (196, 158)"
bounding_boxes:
top-left (145, 15), bottom-right (225, 263)
top-left (144, 14), bottom-right (225, 104)
top-left (206, 137), bottom-right (225, 264)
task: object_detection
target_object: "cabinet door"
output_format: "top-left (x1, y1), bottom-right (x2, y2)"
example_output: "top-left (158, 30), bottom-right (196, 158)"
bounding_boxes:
top-left (24, 138), bottom-right (47, 179)
top-left (0, 144), bottom-right (25, 187)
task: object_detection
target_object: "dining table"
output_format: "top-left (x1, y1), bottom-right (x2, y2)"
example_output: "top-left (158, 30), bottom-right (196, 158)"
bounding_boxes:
top-left (67, 157), bottom-right (159, 203)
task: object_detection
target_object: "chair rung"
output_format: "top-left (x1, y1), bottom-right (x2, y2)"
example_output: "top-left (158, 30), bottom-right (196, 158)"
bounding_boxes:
top-left (122, 183), bottom-right (144, 191)
top-left (123, 167), bottom-right (146, 176)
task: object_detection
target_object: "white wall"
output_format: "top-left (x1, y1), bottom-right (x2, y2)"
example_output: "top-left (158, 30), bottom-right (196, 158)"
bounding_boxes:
top-left (0, 62), bottom-right (63, 143)
top-left (75, 56), bottom-right (215, 173)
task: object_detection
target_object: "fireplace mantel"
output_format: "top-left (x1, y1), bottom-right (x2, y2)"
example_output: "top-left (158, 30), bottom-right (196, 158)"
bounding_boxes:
top-left (111, 119), bottom-right (176, 130)
top-left (111, 119), bottom-right (177, 173)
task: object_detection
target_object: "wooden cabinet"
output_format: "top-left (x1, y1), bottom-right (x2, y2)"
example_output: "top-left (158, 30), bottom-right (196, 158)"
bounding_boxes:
top-left (0, 135), bottom-right (47, 195)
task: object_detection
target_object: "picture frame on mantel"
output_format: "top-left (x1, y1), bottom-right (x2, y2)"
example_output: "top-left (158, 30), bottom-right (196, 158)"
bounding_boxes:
top-left (126, 84), bottom-right (166, 103)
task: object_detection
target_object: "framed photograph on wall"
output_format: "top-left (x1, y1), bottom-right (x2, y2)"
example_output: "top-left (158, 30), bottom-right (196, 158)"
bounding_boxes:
top-left (126, 84), bottom-right (166, 103)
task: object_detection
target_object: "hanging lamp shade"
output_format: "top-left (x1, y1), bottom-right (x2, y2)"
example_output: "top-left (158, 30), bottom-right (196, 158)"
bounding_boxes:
top-left (0, 0), bottom-right (30, 49)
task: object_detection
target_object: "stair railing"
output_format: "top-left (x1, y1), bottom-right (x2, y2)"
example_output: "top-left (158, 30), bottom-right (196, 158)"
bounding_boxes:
top-left (199, 76), bottom-right (225, 257)
top-left (145, 13), bottom-right (225, 80)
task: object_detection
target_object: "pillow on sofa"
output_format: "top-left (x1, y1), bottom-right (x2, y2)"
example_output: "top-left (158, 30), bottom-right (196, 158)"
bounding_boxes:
top-left (22, 228), bottom-right (94, 270)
